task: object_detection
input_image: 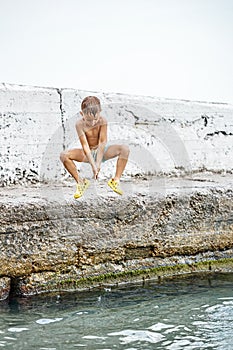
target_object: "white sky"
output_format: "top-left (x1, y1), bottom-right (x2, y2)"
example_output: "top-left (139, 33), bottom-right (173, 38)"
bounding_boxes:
top-left (0, 0), bottom-right (233, 103)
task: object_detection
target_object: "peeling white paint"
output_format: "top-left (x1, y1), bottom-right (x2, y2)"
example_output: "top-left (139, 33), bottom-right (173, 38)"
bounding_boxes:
top-left (0, 83), bottom-right (232, 186)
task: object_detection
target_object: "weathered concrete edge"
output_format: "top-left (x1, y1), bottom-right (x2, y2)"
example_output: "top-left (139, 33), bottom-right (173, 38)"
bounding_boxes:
top-left (1, 176), bottom-right (233, 301)
top-left (3, 253), bottom-right (233, 300)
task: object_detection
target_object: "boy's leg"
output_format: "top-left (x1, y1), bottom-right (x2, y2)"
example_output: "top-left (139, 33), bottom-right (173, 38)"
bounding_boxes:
top-left (60, 148), bottom-right (90, 198)
top-left (103, 144), bottom-right (130, 181)
top-left (60, 148), bottom-right (86, 183)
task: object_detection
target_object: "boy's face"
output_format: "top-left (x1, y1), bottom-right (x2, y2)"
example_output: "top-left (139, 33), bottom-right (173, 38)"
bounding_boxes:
top-left (81, 111), bottom-right (101, 127)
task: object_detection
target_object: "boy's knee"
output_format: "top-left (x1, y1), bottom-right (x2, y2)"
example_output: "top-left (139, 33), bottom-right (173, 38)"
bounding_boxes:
top-left (60, 150), bottom-right (69, 163)
top-left (121, 145), bottom-right (130, 157)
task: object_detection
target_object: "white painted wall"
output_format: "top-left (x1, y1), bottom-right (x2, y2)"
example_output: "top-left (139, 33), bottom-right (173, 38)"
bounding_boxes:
top-left (0, 83), bottom-right (232, 186)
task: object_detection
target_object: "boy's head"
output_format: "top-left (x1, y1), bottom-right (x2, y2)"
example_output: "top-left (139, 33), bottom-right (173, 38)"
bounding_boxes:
top-left (81, 96), bottom-right (101, 116)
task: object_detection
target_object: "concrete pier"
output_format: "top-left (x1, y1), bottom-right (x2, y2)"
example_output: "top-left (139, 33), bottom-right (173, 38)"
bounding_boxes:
top-left (0, 83), bottom-right (233, 300)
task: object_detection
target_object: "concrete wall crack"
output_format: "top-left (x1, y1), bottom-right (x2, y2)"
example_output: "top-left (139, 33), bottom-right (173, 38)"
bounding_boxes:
top-left (125, 108), bottom-right (140, 124)
top-left (57, 88), bottom-right (66, 150)
top-left (204, 130), bottom-right (233, 140)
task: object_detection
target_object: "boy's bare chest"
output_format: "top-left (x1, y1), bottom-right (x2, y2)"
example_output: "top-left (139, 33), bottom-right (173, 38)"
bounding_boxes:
top-left (84, 125), bottom-right (100, 139)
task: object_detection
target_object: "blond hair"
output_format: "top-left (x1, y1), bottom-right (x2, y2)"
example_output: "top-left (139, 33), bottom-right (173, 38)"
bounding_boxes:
top-left (81, 96), bottom-right (101, 117)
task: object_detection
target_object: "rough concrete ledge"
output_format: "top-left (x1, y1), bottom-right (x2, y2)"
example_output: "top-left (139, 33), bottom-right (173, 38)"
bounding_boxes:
top-left (0, 173), bottom-right (233, 300)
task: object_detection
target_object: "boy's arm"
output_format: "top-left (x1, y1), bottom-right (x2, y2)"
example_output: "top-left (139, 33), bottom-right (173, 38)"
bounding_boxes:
top-left (96, 118), bottom-right (107, 170)
top-left (76, 121), bottom-right (98, 175)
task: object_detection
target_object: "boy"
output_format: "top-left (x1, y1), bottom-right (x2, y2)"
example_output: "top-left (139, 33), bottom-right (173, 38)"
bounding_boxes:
top-left (60, 96), bottom-right (130, 198)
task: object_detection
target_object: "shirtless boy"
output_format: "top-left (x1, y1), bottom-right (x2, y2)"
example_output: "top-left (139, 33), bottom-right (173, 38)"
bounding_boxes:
top-left (60, 96), bottom-right (130, 198)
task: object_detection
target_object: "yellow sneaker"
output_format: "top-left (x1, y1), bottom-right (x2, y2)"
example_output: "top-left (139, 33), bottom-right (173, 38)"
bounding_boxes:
top-left (107, 178), bottom-right (123, 195)
top-left (82, 178), bottom-right (90, 192)
top-left (74, 179), bottom-right (90, 199)
top-left (74, 183), bottom-right (84, 199)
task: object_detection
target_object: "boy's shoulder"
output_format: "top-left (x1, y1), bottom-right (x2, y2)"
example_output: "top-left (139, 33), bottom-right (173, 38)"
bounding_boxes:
top-left (75, 118), bottom-right (84, 134)
top-left (76, 117), bottom-right (84, 127)
top-left (100, 115), bottom-right (107, 124)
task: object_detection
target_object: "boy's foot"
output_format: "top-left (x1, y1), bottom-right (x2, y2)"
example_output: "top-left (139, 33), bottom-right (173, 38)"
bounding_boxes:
top-left (107, 178), bottom-right (123, 195)
top-left (74, 183), bottom-right (83, 199)
top-left (74, 179), bottom-right (90, 199)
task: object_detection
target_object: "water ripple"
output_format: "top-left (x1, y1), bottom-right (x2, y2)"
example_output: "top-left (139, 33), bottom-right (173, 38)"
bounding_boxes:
top-left (36, 318), bottom-right (63, 325)
top-left (108, 329), bottom-right (164, 344)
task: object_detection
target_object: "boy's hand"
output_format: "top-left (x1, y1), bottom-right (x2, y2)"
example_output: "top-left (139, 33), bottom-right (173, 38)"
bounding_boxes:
top-left (93, 167), bottom-right (100, 180)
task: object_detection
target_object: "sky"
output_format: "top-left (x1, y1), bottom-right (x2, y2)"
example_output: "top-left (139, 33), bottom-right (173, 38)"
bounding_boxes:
top-left (0, 0), bottom-right (233, 103)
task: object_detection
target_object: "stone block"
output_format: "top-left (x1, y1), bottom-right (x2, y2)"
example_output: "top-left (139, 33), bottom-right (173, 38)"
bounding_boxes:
top-left (0, 277), bottom-right (11, 301)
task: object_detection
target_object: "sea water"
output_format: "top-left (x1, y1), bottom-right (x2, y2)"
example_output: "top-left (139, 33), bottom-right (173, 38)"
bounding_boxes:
top-left (0, 273), bottom-right (232, 349)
